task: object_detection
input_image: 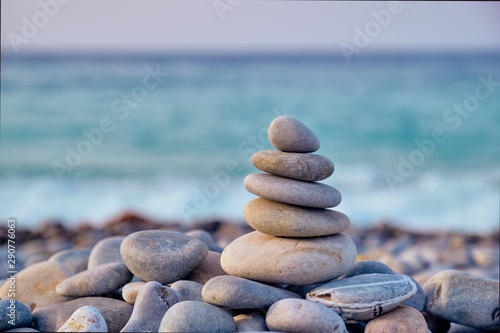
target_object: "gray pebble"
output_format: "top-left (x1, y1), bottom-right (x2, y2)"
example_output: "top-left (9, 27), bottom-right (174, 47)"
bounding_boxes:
top-left (268, 116), bottom-right (320, 153)
top-left (170, 280), bottom-right (204, 302)
top-left (402, 277), bottom-right (425, 311)
top-left (234, 313), bottom-right (267, 332)
top-left (0, 300), bottom-right (33, 331)
top-left (185, 229), bottom-right (216, 250)
top-left (57, 305), bottom-right (107, 332)
top-left (339, 260), bottom-right (394, 279)
top-left (122, 282), bottom-right (146, 304)
top-left (49, 249), bottom-right (91, 274)
top-left (87, 236), bottom-right (125, 269)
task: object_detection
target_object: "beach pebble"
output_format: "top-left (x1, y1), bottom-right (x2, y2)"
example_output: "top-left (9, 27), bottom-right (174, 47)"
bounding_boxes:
top-left (120, 230), bottom-right (208, 284)
top-left (402, 277), bottom-right (425, 311)
top-left (122, 282), bottom-right (146, 304)
top-left (202, 275), bottom-right (301, 309)
top-left (0, 300), bottom-right (33, 331)
top-left (33, 297), bottom-right (133, 332)
top-left (266, 298), bottom-right (347, 333)
top-left (221, 231), bottom-right (356, 285)
top-left (244, 173), bottom-right (341, 208)
top-left (243, 198), bottom-right (349, 237)
top-left (185, 229), bottom-right (217, 250)
top-left (423, 269), bottom-right (499, 331)
top-left (159, 301), bottom-right (236, 333)
top-left (49, 249), bottom-right (91, 274)
top-left (0, 261), bottom-right (73, 311)
top-left (56, 262), bottom-right (133, 297)
top-left (185, 250), bottom-right (227, 284)
top-left (121, 281), bottom-right (180, 332)
top-left (268, 116), bottom-right (320, 153)
top-left (57, 306), bottom-right (107, 332)
top-left (251, 150), bottom-right (334, 181)
top-left (234, 313), bottom-right (267, 332)
top-left (365, 305), bottom-right (428, 332)
top-left (170, 280), bottom-right (204, 302)
top-left (448, 323), bottom-right (493, 332)
top-left (306, 273), bottom-right (417, 322)
top-left (87, 236), bottom-right (125, 269)
top-left (339, 260), bottom-right (394, 278)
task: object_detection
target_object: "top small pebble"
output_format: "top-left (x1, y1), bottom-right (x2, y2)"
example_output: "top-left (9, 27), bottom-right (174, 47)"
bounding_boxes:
top-left (268, 116), bottom-right (320, 153)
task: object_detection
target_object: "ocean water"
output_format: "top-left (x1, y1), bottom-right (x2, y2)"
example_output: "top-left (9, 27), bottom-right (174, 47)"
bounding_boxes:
top-left (1, 52), bottom-right (499, 232)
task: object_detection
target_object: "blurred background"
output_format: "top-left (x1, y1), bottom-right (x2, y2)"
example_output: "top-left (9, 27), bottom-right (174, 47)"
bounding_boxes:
top-left (1, 1), bottom-right (499, 232)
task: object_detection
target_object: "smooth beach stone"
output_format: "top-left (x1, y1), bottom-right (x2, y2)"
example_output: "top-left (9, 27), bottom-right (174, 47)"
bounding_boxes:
top-left (121, 281), bottom-right (181, 332)
top-left (268, 116), bottom-right (320, 153)
top-left (185, 229), bottom-right (217, 250)
top-left (306, 273), bottom-right (417, 322)
top-left (0, 261), bottom-right (73, 311)
top-left (244, 173), bottom-right (341, 208)
top-left (0, 300), bottom-right (33, 331)
top-left (120, 230), bottom-right (208, 284)
top-left (266, 298), bottom-right (347, 333)
top-left (170, 280), bottom-right (204, 302)
top-left (365, 305), bottom-right (428, 332)
top-left (423, 269), bottom-right (500, 330)
top-left (448, 323), bottom-right (493, 332)
top-left (57, 306), bottom-right (107, 332)
top-left (243, 198), bottom-right (349, 237)
top-left (202, 275), bottom-right (301, 309)
top-left (234, 313), bottom-right (267, 332)
top-left (159, 301), bottom-right (236, 333)
top-left (251, 150), bottom-right (334, 181)
top-left (49, 249), bottom-right (91, 274)
top-left (122, 282), bottom-right (146, 304)
top-left (339, 260), bottom-right (394, 279)
top-left (402, 277), bottom-right (425, 311)
top-left (221, 231), bottom-right (356, 285)
top-left (56, 262), bottom-right (133, 297)
top-left (33, 297), bottom-right (133, 332)
top-left (185, 250), bottom-right (228, 284)
top-left (87, 236), bottom-right (125, 269)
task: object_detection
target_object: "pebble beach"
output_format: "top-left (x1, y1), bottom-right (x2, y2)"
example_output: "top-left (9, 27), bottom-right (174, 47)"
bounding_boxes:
top-left (1, 117), bottom-right (499, 332)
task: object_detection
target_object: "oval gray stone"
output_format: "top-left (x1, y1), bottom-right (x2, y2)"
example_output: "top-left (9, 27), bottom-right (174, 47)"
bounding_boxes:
top-left (122, 282), bottom-right (146, 304)
top-left (221, 231), bottom-right (356, 285)
top-left (339, 260), bottom-right (394, 279)
top-left (234, 313), bottom-right (267, 332)
top-left (183, 250), bottom-right (227, 284)
top-left (244, 173), bottom-right (341, 208)
top-left (49, 249), bottom-right (91, 274)
top-left (87, 236), bottom-right (125, 269)
top-left (244, 198), bottom-right (349, 237)
top-left (252, 150), bottom-right (334, 181)
top-left (266, 299), bottom-right (347, 333)
top-left (159, 301), bottom-right (236, 333)
top-left (202, 275), bottom-right (301, 309)
top-left (57, 306), bottom-right (107, 332)
top-left (56, 262), bottom-right (132, 297)
top-left (306, 273), bottom-right (417, 322)
top-left (170, 280), bottom-right (204, 302)
top-left (120, 230), bottom-right (208, 284)
top-left (423, 269), bottom-right (499, 331)
top-left (268, 116), bottom-right (320, 153)
top-left (0, 300), bottom-right (33, 331)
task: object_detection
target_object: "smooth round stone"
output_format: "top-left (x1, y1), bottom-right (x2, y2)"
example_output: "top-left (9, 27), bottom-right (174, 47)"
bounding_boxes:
top-left (268, 116), bottom-right (320, 153)
top-left (339, 260), bottom-right (394, 279)
top-left (202, 275), bottom-right (301, 309)
top-left (121, 281), bottom-right (180, 332)
top-left (159, 301), bottom-right (236, 333)
top-left (49, 249), bottom-right (91, 274)
top-left (402, 277), bottom-right (425, 311)
top-left (221, 231), bottom-right (356, 285)
top-left (120, 230), bottom-right (208, 284)
top-left (170, 280), bottom-right (204, 302)
top-left (306, 273), bottom-right (417, 322)
top-left (56, 262), bottom-right (133, 297)
top-left (122, 282), bottom-right (146, 304)
top-left (365, 305), bottom-right (428, 332)
top-left (244, 198), bottom-right (349, 237)
top-left (234, 313), bottom-right (267, 332)
top-left (244, 173), bottom-right (341, 208)
top-left (184, 251), bottom-right (227, 284)
top-left (266, 299), bottom-right (347, 333)
top-left (251, 150), bottom-right (334, 181)
top-left (57, 306), bottom-right (107, 332)
top-left (185, 229), bottom-right (217, 250)
top-left (87, 236), bottom-right (125, 269)
top-left (0, 261), bottom-right (73, 311)
top-left (0, 300), bottom-right (33, 331)
top-left (423, 269), bottom-right (499, 331)
top-left (32, 297), bottom-right (133, 332)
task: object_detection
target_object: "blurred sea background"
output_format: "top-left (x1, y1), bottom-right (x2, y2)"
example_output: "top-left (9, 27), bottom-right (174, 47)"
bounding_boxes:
top-left (1, 52), bottom-right (499, 232)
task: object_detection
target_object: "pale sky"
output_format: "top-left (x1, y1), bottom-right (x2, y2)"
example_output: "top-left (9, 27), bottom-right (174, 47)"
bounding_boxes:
top-left (2, 1), bottom-right (500, 54)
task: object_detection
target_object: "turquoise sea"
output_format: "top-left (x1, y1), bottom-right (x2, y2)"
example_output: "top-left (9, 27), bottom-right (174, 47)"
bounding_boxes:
top-left (1, 52), bottom-right (499, 231)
